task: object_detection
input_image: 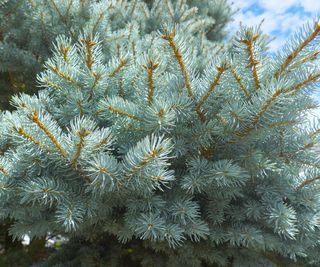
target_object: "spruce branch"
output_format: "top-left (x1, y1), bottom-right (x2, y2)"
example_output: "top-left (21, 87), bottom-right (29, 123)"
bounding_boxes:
top-left (267, 120), bottom-right (296, 129)
top-left (123, 134), bottom-right (173, 185)
top-left (15, 127), bottom-right (50, 151)
top-left (231, 68), bottom-right (250, 97)
top-left (162, 29), bottom-right (193, 97)
top-left (119, 77), bottom-right (124, 97)
top-left (165, 0), bottom-right (174, 19)
top-left (275, 21), bottom-right (320, 79)
top-left (85, 153), bottom-right (120, 192)
top-left (297, 175), bottom-right (320, 190)
top-left (106, 104), bottom-right (142, 121)
top-left (235, 88), bottom-right (282, 139)
top-left (196, 64), bottom-right (229, 122)
top-left (240, 33), bottom-right (261, 90)
top-left (125, 146), bottom-right (165, 179)
top-left (49, 0), bottom-right (66, 23)
top-left (131, 41), bottom-right (136, 63)
top-left (285, 73), bottom-right (320, 94)
top-left (91, 72), bottom-right (101, 90)
top-left (292, 50), bottom-right (320, 68)
top-left (108, 58), bottom-right (127, 78)
top-left (81, 38), bottom-right (96, 71)
top-left (310, 127), bottom-right (320, 138)
top-left (80, 0), bottom-right (86, 18)
top-left (92, 10), bottom-right (106, 33)
top-left (31, 110), bottom-right (68, 158)
top-left (71, 128), bottom-right (91, 167)
top-left (142, 60), bottom-right (159, 105)
top-left (65, 0), bottom-right (74, 19)
top-left (61, 46), bottom-right (70, 63)
top-left (48, 64), bottom-right (82, 88)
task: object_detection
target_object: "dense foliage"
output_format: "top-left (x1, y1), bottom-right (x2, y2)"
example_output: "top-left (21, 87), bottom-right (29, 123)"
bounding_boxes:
top-left (1, 1), bottom-right (320, 266)
top-left (0, 0), bottom-right (232, 109)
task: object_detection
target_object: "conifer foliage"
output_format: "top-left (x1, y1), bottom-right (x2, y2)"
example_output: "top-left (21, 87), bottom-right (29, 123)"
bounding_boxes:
top-left (1, 1), bottom-right (320, 266)
top-left (0, 0), bottom-right (232, 109)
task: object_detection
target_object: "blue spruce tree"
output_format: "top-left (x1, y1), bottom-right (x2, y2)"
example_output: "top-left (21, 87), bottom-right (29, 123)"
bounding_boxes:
top-left (1, 1), bottom-right (320, 266)
top-left (0, 0), bottom-right (232, 109)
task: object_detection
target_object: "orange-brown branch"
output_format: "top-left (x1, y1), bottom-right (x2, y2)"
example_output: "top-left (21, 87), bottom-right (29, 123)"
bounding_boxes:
top-left (285, 73), bottom-right (320, 94)
top-left (32, 111), bottom-right (68, 158)
top-left (311, 127), bottom-right (320, 138)
top-left (16, 127), bottom-right (48, 150)
top-left (231, 68), bottom-right (250, 97)
top-left (119, 78), bottom-right (123, 97)
top-left (109, 59), bottom-right (127, 78)
top-left (126, 147), bottom-right (164, 179)
top-left (196, 66), bottom-right (227, 122)
top-left (162, 31), bottom-right (193, 97)
top-left (132, 42), bottom-right (136, 63)
top-left (71, 129), bottom-right (91, 167)
top-left (297, 175), bottom-right (320, 190)
top-left (48, 65), bottom-right (82, 87)
top-left (275, 22), bottom-right (320, 78)
top-left (81, 0), bottom-right (85, 18)
top-left (91, 72), bottom-right (101, 90)
top-left (94, 137), bottom-right (110, 150)
top-left (240, 36), bottom-right (260, 90)
top-left (107, 105), bottom-right (142, 121)
top-left (81, 39), bottom-right (96, 71)
top-left (93, 11), bottom-right (106, 33)
top-left (298, 50), bottom-right (320, 65)
top-left (143, 61), bottom-right (159, 105)
top-left (268, 120), bottom-right (296, 129)
top-left (235, 89), bottom-right (282, 138)
top-left (61, 47), bottom-right (69, 63)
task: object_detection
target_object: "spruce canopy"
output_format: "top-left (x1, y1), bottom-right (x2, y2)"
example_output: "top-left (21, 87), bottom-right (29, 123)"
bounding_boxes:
top-left (1, 1), bottom-right (320, 266)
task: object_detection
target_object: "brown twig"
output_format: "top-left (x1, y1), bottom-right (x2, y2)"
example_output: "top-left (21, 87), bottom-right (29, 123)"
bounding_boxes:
top-left (107, 105), bottom-right (142, 121)
top-left (16, 127), bottom-right (49, 151)
top-left (48, 65), bottom-right (82, 88)
top-left (234, 88), bottom-right (282, 139)
top-left (49, 0), bottom-right (66, 22)
top-left (126, 147), bottom-right (164, 179)
top-left (143, 61), bottom-right (159, 105)
top-left (81, 39), bottom-right (96, 71)
top-left (196, 65), bottom-right (229, 122)
top-left (162, 30), bottom-right (193, 97)
top-left (285, 73), bottom-right (320, 94)
top-left (240, 34), bottom-right (261, 90)
top-left (109, 59), bottom-right (127, 78)
top-left (119, 78), bottom-right (123, 97)
top-left (71, 129), bottom-right (91, 167)
top-left (231, 68), bottom-right (250, 97)
top-left (32, 110), bottom-right (68, 158)
top-left (297, 175), bottom-right (320, 190)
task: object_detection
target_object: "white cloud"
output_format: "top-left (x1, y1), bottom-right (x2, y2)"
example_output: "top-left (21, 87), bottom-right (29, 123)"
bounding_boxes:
top-left (259, 0), bottom-right (299, 14)
top-left (229, 0), bottom-right (319, 52)
top-left (300, 0), bottom-right (320, 13)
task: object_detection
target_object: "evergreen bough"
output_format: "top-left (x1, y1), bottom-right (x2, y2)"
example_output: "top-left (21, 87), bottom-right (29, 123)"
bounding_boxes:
top-left (1, 1), bottom-right (320, 266)
top-left (0, 0), bottom-right (232, 109)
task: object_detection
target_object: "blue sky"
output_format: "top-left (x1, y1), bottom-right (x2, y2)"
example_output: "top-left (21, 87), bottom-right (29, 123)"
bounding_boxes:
top-left (229, 0), bottom-right (320, 52)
